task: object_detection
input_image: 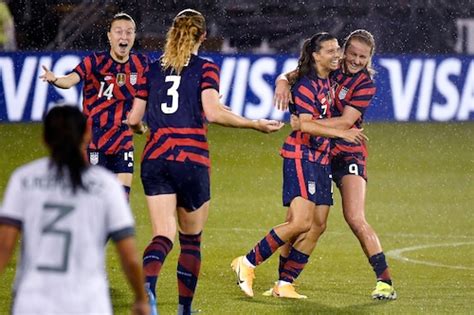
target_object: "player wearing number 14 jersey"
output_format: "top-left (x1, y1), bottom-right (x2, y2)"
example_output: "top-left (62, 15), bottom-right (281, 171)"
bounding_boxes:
top-left (40, 12), bottom-right (148, 200)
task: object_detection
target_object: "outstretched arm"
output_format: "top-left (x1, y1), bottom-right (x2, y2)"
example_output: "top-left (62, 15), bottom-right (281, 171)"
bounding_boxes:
top-left (39, 65), bottom-right (81, 89)
top-left (115, 236), bottom-right (149, 315)
top-left (202, 89), bottom-right (284, 133)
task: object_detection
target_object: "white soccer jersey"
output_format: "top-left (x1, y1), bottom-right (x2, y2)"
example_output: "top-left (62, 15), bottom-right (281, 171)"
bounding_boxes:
top-left (0, 158), bottom-right (135, 315)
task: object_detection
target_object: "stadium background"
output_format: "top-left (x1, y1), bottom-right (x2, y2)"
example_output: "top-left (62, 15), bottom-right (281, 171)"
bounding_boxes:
top-left (0, 1), bottom-right (473, 314)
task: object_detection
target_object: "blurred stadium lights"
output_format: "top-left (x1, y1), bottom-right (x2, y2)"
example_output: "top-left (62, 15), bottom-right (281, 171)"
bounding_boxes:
top-left (5, 0), bottom-right (474, 53)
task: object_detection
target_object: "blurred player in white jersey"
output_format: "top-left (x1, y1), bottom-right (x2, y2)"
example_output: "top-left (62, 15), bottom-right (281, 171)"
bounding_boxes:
top-left (0, 105), bottom-right (149, 315)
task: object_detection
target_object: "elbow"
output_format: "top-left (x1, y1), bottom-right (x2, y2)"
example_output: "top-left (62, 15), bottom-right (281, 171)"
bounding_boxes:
top-left (204, 110), bottom-right (220, 123)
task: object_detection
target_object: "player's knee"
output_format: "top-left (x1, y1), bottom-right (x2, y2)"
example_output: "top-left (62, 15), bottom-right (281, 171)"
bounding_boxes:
top-left (288, 217), bottom-right (312, 235)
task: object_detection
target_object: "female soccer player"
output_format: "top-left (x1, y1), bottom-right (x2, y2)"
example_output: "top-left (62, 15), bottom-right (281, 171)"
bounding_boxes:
top-left (0, 105), bottom-right (148, 315)
top-left (231, 32), bottom-right (367, 299)
top-left (39, 12), bottom-right (148, 201)
top-left (273, 29), bottom-right (397, 300)
top-left (126, 9), bottom-right (283, 315)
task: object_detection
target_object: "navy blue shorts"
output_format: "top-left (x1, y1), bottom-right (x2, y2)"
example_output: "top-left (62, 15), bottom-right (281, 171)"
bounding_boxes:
top-left (141, 159), bottom-right (210, 211)
top-left (282, 158), bottom-right (333, 207)
top-left (331, 154), bottom-right (367, 188)
top-left (87, 149), bottom-right (134, 174)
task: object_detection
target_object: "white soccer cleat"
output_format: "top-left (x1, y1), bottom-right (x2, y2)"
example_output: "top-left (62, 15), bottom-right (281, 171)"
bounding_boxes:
top-left (231, 256), bottom-right (255, 297)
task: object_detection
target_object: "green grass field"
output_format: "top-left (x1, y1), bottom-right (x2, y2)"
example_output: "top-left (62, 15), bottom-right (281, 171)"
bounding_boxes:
top-left (0, 122), bottom-right (473, 314)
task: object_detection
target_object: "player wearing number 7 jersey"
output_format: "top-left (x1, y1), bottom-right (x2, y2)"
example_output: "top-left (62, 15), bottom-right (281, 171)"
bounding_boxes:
top-left (0, 106), bottom-right (148, 315)
top-left (39, 12), bottom-right (149, 201)
top-left (126, 9), bottom-right (283, 315)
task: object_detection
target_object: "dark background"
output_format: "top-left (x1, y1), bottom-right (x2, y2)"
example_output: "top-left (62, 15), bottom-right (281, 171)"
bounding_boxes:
top-left (6, 0), bottom-right (474, 54)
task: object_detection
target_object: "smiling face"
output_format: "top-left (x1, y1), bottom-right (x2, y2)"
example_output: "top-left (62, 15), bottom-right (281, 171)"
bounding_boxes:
top-left (344, 38), bottom-right (372, 74)
top-left (313, 39), bottom-right (341, 77)
top-left (107, 19), bottom-right (136, 62)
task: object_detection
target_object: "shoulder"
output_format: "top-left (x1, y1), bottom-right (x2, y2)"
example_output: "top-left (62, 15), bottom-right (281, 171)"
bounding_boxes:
top-left (356, 70), bottom-right (374, 86)
top-left (293, 75), bottom-right (312, 88)
top-left (197, 56), bottom-right (219, 71)
top-left (130, 51), bottom-right (150, 64)
top-left (8, 158), bottom-right (48, 182)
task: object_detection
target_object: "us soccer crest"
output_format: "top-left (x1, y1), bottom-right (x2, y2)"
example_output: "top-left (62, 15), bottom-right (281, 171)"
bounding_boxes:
top-left (308, 181), bottom-right (316, 195)
top-left (339, 87), bottom-right (349, 100)
top-left (90, 152), bottom-right (99, 165)
top-left (116, 73), bottom-right (126, 86)
top-left (130, 73), bottom-right (137, 85)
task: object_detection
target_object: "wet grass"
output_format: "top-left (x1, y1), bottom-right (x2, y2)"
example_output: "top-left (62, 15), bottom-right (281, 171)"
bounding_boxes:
top-left (0, 122), bottom-right (473, 314)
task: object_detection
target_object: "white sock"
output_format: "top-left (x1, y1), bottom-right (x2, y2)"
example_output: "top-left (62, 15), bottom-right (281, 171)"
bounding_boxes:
top-left (243, 256), bottom-right (256, 268)
top-left (277, 280), bottom-right (291, 287)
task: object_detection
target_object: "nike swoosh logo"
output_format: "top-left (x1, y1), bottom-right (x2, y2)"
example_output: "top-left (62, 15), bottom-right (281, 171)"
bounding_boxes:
top-left (236, 265), bottom-right (244, 284)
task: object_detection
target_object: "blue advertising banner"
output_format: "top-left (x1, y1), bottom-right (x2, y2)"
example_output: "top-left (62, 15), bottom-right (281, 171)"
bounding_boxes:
top-left (0, 51), bottom-right (473, 122)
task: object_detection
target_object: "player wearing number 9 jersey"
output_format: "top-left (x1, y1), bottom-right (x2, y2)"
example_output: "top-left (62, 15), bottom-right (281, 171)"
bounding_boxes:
top-left (0, 106), bottom-right (148, 315)
top-left (274, 30), bottom-right (396, 300)
top-left (39, 12), bottom-right (148, 201)
top-left (127, 9), bottom-right (283, 315)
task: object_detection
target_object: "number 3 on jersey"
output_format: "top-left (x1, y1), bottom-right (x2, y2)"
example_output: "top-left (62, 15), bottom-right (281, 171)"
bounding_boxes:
top-left (161, 75), bottom-right (181, 114)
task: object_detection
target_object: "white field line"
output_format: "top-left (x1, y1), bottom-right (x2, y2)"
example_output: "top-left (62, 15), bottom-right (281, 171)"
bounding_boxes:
top-left (386, 242), bottom-right (474, 270)
top-left (206, 227), bottom-right (474, 240)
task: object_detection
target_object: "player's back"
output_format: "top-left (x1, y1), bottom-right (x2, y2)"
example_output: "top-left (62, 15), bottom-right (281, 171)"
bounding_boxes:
top-left (6, 158), bottom-right (133, 314)
top-left (145, 54), bottom-right (210, 130)
top-left (141, 55), bottom-right (219, 167)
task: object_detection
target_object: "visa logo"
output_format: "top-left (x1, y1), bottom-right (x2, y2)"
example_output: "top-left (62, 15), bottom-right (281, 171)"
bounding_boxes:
top-left (379, 58), bottom-right (474, 121)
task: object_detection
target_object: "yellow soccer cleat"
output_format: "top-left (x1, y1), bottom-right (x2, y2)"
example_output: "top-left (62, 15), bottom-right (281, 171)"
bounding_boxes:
top-left (272, 283), bottom-right (307, 299)
top-left (231, 256), bottom-right (255, 297)
top-left (371, 281), bottom-right (397, 300)
top-left (262, 282), bottom-right (276, 297)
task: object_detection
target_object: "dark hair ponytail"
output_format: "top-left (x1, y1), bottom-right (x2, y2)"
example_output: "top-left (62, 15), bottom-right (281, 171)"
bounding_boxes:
top-left (43, 105), bottom-right (88, 193)
top-left (293, 32), bottom-right (337, 84)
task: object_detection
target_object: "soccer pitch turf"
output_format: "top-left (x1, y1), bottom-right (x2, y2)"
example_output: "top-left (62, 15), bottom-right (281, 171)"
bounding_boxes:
top-left (0, 122), bottom-right (473, 314)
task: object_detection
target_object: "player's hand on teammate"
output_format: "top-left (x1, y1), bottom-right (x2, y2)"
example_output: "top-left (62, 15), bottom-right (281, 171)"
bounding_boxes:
top-left (39, 65), bottom-right (57, 84)
top-left (341, 128), bottom-right (368, 144)
top-left (289, 114), bottom-right (300, 131)
top-left (274, 79), bottom-right (292, 111)
top-left (254, 119), bottom-right (284, 133)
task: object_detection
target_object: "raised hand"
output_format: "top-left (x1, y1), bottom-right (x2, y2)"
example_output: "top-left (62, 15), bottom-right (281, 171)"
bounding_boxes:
top-left (39, 65), bottom-right (57, 84)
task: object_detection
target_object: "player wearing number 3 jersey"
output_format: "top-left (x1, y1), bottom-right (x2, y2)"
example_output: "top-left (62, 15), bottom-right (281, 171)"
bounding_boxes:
top-left (0, 106), bottom-right (148, 315)
top-left (126, 9), bottom-right (283, 315)
top-left (39, 12), bottom-right (148, 201)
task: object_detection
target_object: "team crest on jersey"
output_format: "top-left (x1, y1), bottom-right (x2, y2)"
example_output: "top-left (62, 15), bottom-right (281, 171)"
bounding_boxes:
top-left (90, 152), bottom-right (99, 165)
top-left (339, 87), bottom-right (349, 100)
top-left (130, 73), bottom-right (138, 85)
top-left (116, 73), bottom-right (126, 86)
top-left (308, 181), bottom-right (316, 195)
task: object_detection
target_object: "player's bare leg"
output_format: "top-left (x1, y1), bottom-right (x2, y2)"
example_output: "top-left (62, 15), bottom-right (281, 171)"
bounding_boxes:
top-left (117, 172), bottom-right (133, 201)
top-left (340, 175), bottom-right (396, 300)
